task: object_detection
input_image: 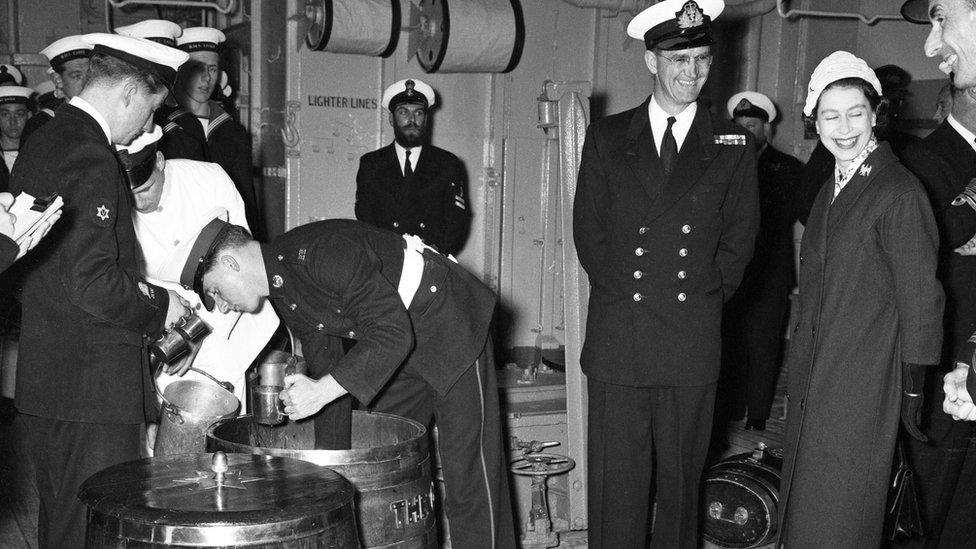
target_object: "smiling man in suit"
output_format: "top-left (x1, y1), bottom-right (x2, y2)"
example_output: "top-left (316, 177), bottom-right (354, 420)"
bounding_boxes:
top-left (572, 0), bottom-right (759, 546)
top-left (355, 78), bottom-right (470, 256)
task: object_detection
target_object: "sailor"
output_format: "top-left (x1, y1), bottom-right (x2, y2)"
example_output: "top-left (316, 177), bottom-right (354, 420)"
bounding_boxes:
top-left (0, 64), bottom-right (23, 86)
top-left (8, 33), bottom-right (191, 548)
top-left (117, 125), bottom-right (279, 411)
top-left (19, 34), bottom-right (93, 146)
top-left (114, 19), bottom-right (183, 46)
top-left (181, 217), bottom-right (515, 548)
top-left (0, 86), bottom-right (31, 192)
top-left (355, 78), bottom-right (471, 256)
top-left (719, 91), bottom-right (801, 432)
top-left (572, 0), bottom-right (759, 546)
top-left (155, 26), bottom-right (260, 237)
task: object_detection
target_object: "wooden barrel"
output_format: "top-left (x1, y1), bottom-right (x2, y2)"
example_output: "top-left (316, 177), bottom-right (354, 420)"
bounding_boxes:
top-left (79, 452), bottom-right (359, 548)
top-left (701, 446), bottom-right (782, 549)
top-left (207, 411), bottom-right (436, 548)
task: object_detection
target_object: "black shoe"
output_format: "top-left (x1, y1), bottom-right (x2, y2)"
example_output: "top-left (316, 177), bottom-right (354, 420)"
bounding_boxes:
top-left (745, 418), bottom-right (766, 431)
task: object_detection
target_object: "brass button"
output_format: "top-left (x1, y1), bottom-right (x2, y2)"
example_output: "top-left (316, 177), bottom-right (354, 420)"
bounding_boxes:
top-left (289, 303), bottom-right (297, 310)
top-left (393, 221), bottom-right (400, 228)
top-left (272, 275), bottom-right (283, 288)
top-left (316, 323), bottom-right (324, 331)
top-left (277, 254), bottom-right (284, 261)
top-left (635, 248), bottom-right (645, 257)
top-left (677, 270), bottom-right (687, 279)
top-left (420, 222), bottom-right (426, 228)
top-left (677, 292), bottom-right (687, 302)
top-left (639, 227), bottom-right (648, 235)
top-left (633, 270), bottom-right (643, 280)
top-left (430, 285), bottom-right (437, 293)
top-left (633, 293), bottom-right (642, 302)
top-left (335, 308), bottom-right (342, 314)
top-left (682, 224), bottom-right (691, 234)
top-left (348, 331), bottom-right (355, 338)
top-left (679, 248), bottom-right (688, 257)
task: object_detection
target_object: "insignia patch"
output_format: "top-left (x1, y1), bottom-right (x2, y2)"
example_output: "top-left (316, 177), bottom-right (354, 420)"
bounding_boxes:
top-left (272, 274), bottom-right (283, 288)
top-left (454, 194), bottom-right (466, 210)
top-left (676, 1), bottom-right (705, 29)
top-left (298, 248), bottom-right (307, 261)
top-left (714, 134), bottom-right (747, 146)
top-left (90, 198), bottom-right (114, 227)
top-left (137, 281), bottom-right (155, 300)
top-left (859, 163), bottom-right (872, 177)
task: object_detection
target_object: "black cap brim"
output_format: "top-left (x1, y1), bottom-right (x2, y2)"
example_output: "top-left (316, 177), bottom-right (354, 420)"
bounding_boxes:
top-left (901, 0), bottom-right (929, 24)
top-left (179, 218), bottom-right (232, 311)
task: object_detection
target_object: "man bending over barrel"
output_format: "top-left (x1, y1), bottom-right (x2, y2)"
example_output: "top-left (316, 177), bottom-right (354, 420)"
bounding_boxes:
top-left (179, 217), bottom-right (515, 549)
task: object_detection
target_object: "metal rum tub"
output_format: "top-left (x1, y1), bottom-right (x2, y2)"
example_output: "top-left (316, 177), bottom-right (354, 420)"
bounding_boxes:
top-left (79, 452), bottom-right (359, 548)
top-left (207, 411), bottom-right (436, 548)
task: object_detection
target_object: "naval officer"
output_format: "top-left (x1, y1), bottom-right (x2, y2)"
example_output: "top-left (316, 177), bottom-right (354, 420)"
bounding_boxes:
top-left (8, 33), bottom-right (191, 548)
top-left (117, 125), bottom-right (279, 411)
top-left (355, 79), bottom-right (470, 256)
top-left (19, 35), bottom-right (92, 147)
top-left (572, 0), bottom-right (759, 546)
top-left (178, 217), bottom-right (515, 548)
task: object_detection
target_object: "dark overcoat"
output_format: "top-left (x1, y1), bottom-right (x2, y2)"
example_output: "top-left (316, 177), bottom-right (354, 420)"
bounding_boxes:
top-left (573, 97), bottom-right (759, 387)
top-left (18, 109), bottom-right (53, 149)
top-left (355, 143), bottom-right (470, 256)
top-left (8, 103), bottom-right (170, 424)
top-left (778, 143), bottom-right (944, 548)
top-left (155, 102), bottom-right (259, 235)
top-left (262, 219), bottom-right (495, 403)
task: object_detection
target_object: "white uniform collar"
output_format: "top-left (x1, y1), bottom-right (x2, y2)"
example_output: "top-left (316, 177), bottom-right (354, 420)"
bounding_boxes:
top-left (394, 142), bottom-right (422, 176)
top-left (648, 96), bottom-right (696, 155)
top-left (69, 95), bottom-right (112, 144)
top-left (947, 114), bottom-right (976, 153)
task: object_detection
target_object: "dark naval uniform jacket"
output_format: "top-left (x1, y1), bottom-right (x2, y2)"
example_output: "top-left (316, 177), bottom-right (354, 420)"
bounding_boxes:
top-left (262, 219), bottom-right (495, 404)
top-left (155, 102), bottom-right (259, 236)
top-left (0, 155), bottom-right (9, 193)
top-left (355, 143), bottom-right (470, 256)
top-left (9, 103), bottom-right (170, 424)
top-left (19, 109), bottom-right (54, 149)
top-left (573, 97), bottom-right (760, 387)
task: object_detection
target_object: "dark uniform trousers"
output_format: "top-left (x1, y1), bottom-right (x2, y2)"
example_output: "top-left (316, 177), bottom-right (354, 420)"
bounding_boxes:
top-left (894, 121), bottom-right (976, 548)
top-left (573, 97), bottom-right (758, 548)
top-left (17, 415), bottom-right (141, 548)
top-left (264, 221), bottom-right (514, 549)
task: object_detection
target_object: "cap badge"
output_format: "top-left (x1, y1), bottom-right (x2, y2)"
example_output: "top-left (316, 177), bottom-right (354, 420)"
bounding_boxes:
top-left (737, 99), bottom-right (752, 110)
top-left (676, 1), bottom-right (705, 29)
top-left (272, 274), bottom-right (283, 288)
top-left (405, 79), bottom-right (415, 97)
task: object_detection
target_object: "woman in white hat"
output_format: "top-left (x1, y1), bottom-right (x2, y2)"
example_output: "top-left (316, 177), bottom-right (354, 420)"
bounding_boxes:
top-left (777, 51), bottom-right (944, 547)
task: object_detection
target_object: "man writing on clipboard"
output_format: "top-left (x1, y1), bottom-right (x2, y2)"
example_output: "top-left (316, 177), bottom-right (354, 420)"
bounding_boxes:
top-left (0, 191), bottom-right (60, 273)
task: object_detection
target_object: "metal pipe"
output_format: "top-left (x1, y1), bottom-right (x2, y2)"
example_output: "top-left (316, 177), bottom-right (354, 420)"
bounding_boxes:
top-left (558, 0), bottom-right (776, 19)
top-left (776, 0), bottom-right (903, 25)
top-left (7, 0), bottom-right (20, 53)
top-left (107, 0), bottom-right (237, 15)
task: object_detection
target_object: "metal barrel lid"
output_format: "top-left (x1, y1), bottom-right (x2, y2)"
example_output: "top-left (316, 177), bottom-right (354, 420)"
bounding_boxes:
top-left (79, 452), bottom-right (357, 546)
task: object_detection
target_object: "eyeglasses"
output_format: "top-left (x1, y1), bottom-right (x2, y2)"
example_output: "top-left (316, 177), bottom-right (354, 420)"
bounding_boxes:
top-left (656, 52), bottom-right (714, 69)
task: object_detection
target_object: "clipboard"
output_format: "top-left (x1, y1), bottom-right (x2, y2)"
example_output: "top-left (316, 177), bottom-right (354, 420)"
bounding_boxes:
top-left (9, 191), bottom-right (63, 245)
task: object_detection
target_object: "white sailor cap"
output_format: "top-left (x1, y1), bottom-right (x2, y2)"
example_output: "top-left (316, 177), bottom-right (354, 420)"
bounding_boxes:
top-left (82, 33), bottom-right (189, 91)
top-left (0, 86), bottom-right (32, 105)
top-left (40, 35), bottom-right (93, 71)
top-left (117, 125), bottom-right (164, 189)
top-left (804, 51), bottom-right (883, 117)
top-left (115, 19), bottom-right (183, 47)
top-left (0, 65), bottom-right (23, 86)
top-left (627, 0), bottom-right (725, 51)
top-left (900, 0), bottom-right (928, 24)
top-left (381, 78), bottom-right (436, 110)
top-left (177, 27), bottom-right (226, 52)
top-left (727, 91), bottom-right (777, 123)
top-left (33, 80), bottom-right (57, 97)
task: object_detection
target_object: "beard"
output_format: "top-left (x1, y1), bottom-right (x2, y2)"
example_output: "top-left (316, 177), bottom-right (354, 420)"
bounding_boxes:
top-left (393, 122), bottom-right (426, 148)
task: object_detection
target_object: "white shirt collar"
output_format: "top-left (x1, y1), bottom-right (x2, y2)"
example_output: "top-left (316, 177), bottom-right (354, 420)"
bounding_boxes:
top-left (394, 142), bottom-right (422, 176)
top-left (69, 96), bottom-right (112, 144)
top-left (947, 114), bottom-right (976, 153)
top-left (648, 96), bottom-right (697, 154)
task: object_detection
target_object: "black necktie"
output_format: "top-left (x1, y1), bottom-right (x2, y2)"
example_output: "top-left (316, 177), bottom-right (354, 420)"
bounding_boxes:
top-left (661, 116), bottom-right (677, 176)
top-left (404, 149), bottom-right (413, 178)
